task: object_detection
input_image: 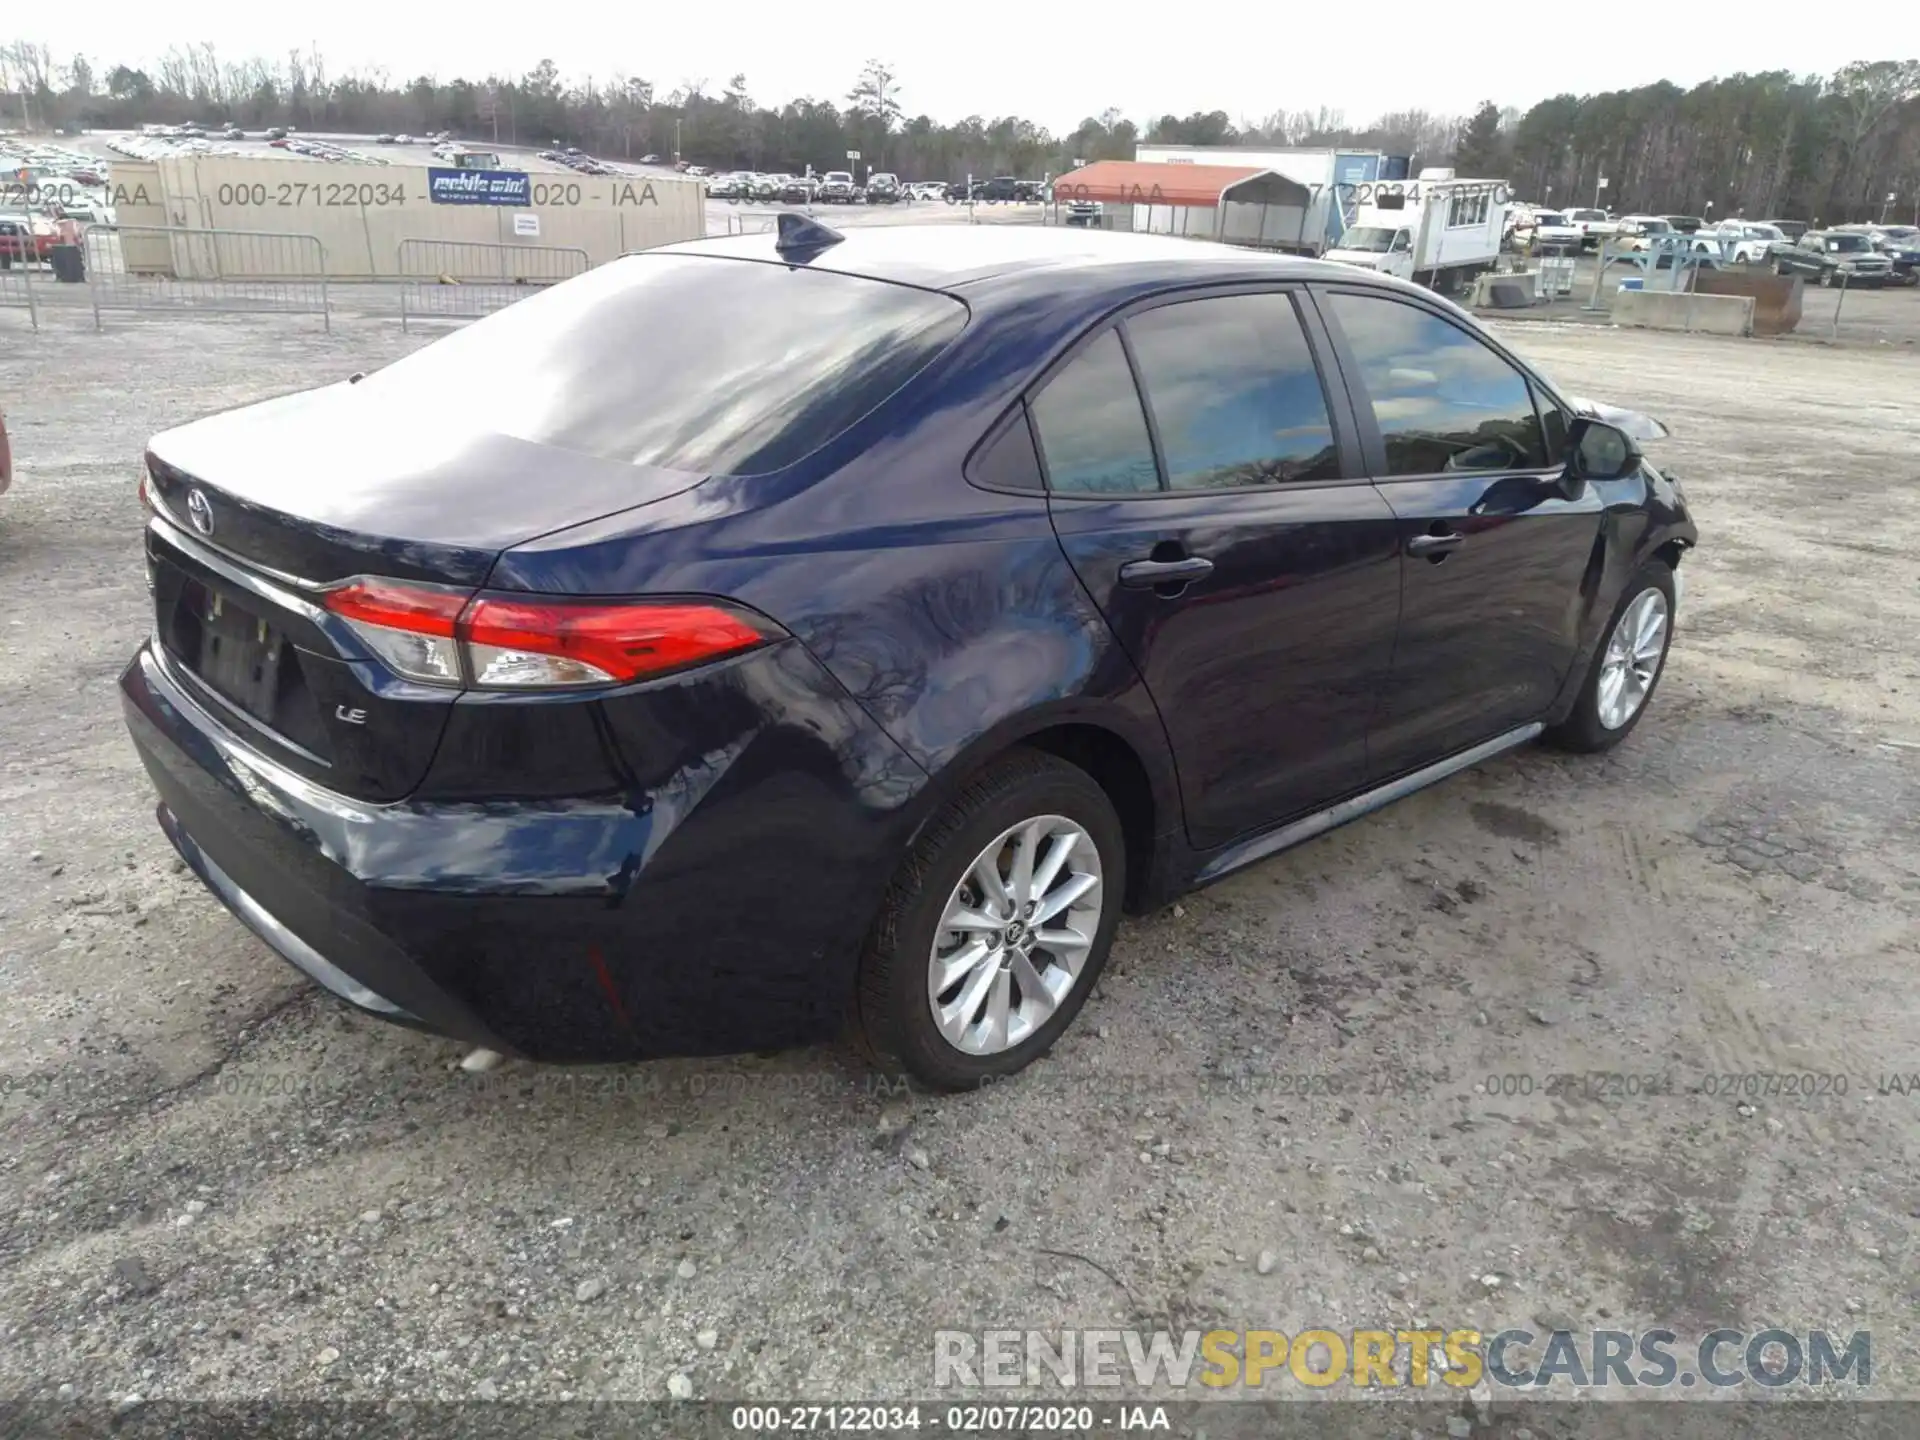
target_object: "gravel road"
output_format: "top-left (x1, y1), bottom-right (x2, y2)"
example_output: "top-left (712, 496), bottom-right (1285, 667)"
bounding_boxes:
top-left (0, 308), bottom-right (1915, 1420)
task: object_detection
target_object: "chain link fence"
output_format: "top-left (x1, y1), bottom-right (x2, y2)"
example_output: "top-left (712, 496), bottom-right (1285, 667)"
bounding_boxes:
top-left (395, 239), bottom-right (591, 331)
top-left (82, 225), bottom-right (331, 330)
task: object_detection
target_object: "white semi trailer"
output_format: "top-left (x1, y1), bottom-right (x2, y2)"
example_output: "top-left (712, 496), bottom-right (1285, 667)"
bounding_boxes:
top-left (1322, 169), bottom-right (1509, 294)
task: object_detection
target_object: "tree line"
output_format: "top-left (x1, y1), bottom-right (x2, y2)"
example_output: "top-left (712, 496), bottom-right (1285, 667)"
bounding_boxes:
top-left (2, 41), bottom-right (1915, 223)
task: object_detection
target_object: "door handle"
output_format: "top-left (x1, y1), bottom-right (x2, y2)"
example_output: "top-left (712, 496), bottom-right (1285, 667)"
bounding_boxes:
top-left (1118, 556), bottom-right (1214, 588)
top-left (1406, 533), bottom-right (1465, 559)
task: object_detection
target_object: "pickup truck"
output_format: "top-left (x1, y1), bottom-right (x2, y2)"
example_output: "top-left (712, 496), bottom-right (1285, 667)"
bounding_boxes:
top-left (816, 170), bottom-right (859, 203)
top-left (864, 172), bottom-right (902, 204)
top-left (1564, 208), bottom-right (1617, 250)
top-left (964, 176), bottom-right (1042, 203)
top-left (1773, 229), bottom-right (1895, 287)
top-left (1528, 210), bottom-right (1585, 251)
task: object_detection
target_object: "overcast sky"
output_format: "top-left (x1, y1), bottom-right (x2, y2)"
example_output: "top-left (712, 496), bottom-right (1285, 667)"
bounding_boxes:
top-left (41, 2), bottom-right (1874, 132)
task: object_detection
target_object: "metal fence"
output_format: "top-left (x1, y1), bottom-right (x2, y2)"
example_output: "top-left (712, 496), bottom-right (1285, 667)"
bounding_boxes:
top-left (0, 236), bottom-right (40, 330)
top-left (715, 210), bottom-right (790, 236)
top-left (395, 239), bottom-right (590, 331)
top-left (83, 225), bottom-right (331, 330)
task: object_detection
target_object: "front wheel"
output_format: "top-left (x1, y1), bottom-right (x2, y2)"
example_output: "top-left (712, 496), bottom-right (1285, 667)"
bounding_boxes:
top-left (1547, 563), bottom-right (1676, 754)
top-left (852, 750), bottom-right (1125, 1090)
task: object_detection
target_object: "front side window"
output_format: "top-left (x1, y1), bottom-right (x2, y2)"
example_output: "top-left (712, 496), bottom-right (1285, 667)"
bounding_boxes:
top-left (1123, 293), bottom-right (1339, 490)
top-left (1324, 292), bottom-right (1549, 477)
top-left (1028, 330), bottom-right (1160, 496)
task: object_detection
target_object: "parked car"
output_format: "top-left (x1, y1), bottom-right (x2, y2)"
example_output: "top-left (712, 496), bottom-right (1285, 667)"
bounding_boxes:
top-left (121, 222), bottom-right (1695, 1090)
top-left (224, 127), bottom-right (245, 141)
top-left (0, 215), bottom-right (55, 267)
top-left (1062, 196), bottom-right (1104, 227)
top-left (865, 172), bottom-right (902, 203)
top-left (1869, 225), bottom-right (1920, 282)
top-left (375, 134), bottom-right (397, 145)
top-left (1612, 215), bottom-right (1674, 252)
top-left (970, 176), bottom-right (1038, 203)
top-left (264, 127), bottom-right (288, 141)
top-left (780, 175), bottom-right (818, 204)
top-left (1773, 229), bottom-right (1895, 287)
top-left (816, 170), bottom-right (859, 203)
top-left (45, 199), bottom-right (104, 226)
top-left (1695, 221), bottom-right (1783, 265)
top-left (1564, 208), bottom-right (1617, 249)
top-left (1662, 215), bottom-right (1704, 235)
top-left (1527, 210), bottom-right (1584, 251)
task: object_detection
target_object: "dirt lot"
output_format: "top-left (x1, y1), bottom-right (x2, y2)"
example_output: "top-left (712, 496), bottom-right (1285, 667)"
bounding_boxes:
top-left (0, 304), bottom-right (1916, 1423)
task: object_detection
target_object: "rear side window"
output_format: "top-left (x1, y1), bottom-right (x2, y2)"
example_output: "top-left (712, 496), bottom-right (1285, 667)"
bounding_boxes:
top-left (357, 253), bottom-right (967, 476)
top-left (967, 405), bottom-right (1044, 492)
top-left (1029, 331), bottom-right (1160, 495)
top-left (1323, 292), bottom-right (1549, 477)
top-left (1123, 293), bottom-right (1339, 490)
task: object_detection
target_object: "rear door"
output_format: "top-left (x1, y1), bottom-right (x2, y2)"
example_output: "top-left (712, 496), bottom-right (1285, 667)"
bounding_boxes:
top-left (1034, 287), bottom-right (1403, 850)
top-left (1311, 286), bottom-right (1602, 779)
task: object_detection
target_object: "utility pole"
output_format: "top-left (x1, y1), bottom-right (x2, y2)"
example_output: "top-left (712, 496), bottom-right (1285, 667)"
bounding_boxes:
top-left (674, 117), bottom-right (683, 164)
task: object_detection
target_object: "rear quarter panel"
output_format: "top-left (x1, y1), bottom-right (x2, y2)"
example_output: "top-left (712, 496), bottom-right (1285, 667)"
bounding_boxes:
top-left (487, 293), bottom-right (1186, 863)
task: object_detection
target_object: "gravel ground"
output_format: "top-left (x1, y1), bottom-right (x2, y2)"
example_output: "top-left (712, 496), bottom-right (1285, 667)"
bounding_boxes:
top-left (0, 306), bottom-right (1916, 1423)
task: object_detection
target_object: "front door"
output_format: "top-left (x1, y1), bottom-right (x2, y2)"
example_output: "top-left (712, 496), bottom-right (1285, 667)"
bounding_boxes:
top-left (1032, 289), bottom-right (1402, 850)
top-left (1312, 287), bottom-right (1603, 779)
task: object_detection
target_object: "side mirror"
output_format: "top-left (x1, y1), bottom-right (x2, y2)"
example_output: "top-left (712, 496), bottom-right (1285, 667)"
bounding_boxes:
top-left (1568, 417), bottom-right (1641, 481)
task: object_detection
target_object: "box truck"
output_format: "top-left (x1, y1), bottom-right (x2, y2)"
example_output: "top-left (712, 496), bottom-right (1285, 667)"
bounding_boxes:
top-left (1323, 170), bottom-right (1508, 293)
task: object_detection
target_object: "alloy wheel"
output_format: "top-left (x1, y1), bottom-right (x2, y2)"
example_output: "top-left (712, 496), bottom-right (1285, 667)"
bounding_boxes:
top-left (927, 815), bottom-right (1104, 1056)
top-left (1596, 589), bottom-right (1670, 730)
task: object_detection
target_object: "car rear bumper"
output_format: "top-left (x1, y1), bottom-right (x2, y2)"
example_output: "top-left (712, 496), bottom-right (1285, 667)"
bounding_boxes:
top-left (121, 636), bottom-right (929, 1063)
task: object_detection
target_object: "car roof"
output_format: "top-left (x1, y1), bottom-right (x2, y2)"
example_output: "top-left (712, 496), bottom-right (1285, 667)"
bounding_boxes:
top-left (658, 223), bottom-right (1349, 293)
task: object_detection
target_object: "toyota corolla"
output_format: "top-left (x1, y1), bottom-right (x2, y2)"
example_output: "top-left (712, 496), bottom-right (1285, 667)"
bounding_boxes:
top-left (121, 219), bottom-right (1695, 1090)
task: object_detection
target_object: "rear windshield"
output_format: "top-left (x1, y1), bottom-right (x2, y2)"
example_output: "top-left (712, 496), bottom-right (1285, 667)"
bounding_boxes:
top-left (361, 253), bottom-right (967, 475)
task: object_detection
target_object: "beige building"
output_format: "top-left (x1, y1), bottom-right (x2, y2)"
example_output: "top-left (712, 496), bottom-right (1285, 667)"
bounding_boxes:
top-left (101, 152), bottom-right (705, 281)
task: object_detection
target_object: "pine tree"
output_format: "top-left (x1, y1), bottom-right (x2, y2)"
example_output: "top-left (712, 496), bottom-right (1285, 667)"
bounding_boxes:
top-left (1453, 100), bottom-right (1506, 177)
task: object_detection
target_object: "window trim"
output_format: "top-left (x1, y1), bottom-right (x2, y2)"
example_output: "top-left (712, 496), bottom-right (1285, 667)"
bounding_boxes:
top-left (962, 399), bottom-right (1047, 496)
top-left (1025, 327), bottom-right (1163, 500)
top-left (1306, 282), bottom-right (1574, 485)
top-left (1023, 281), bottom-right (1372, 503)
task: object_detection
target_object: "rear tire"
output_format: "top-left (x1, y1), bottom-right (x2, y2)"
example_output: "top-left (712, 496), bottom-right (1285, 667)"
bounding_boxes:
top-left (1546, 562), bottom-right (1676, 754)
top-left (852, 750), bottom-right (1125, 1091)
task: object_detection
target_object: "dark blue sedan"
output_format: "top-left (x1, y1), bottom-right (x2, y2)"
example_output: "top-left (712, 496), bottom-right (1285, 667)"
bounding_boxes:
top-left (121, 218), bottom-right (1696, 1089)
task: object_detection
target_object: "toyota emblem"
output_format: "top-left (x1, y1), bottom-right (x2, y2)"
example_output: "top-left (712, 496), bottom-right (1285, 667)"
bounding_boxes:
top-left (186, 488), bottom-right (214, 537)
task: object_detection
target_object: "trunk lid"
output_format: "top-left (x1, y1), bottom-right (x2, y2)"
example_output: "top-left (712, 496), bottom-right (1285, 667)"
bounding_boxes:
top-left (145, 380), bottom-right (704, 587)
top-left (143, 381), bottom-right (705, 804)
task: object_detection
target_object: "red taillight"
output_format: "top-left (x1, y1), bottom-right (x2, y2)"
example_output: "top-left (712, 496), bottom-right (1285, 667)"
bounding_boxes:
top-left (324, 578), bottom-right (466, 636)
top-left (319, 579), bottom-right (775, 691)
top-left (462, 598), bottom-right (770, 688)
top-left (322, 578), bottom-right (471, 687)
